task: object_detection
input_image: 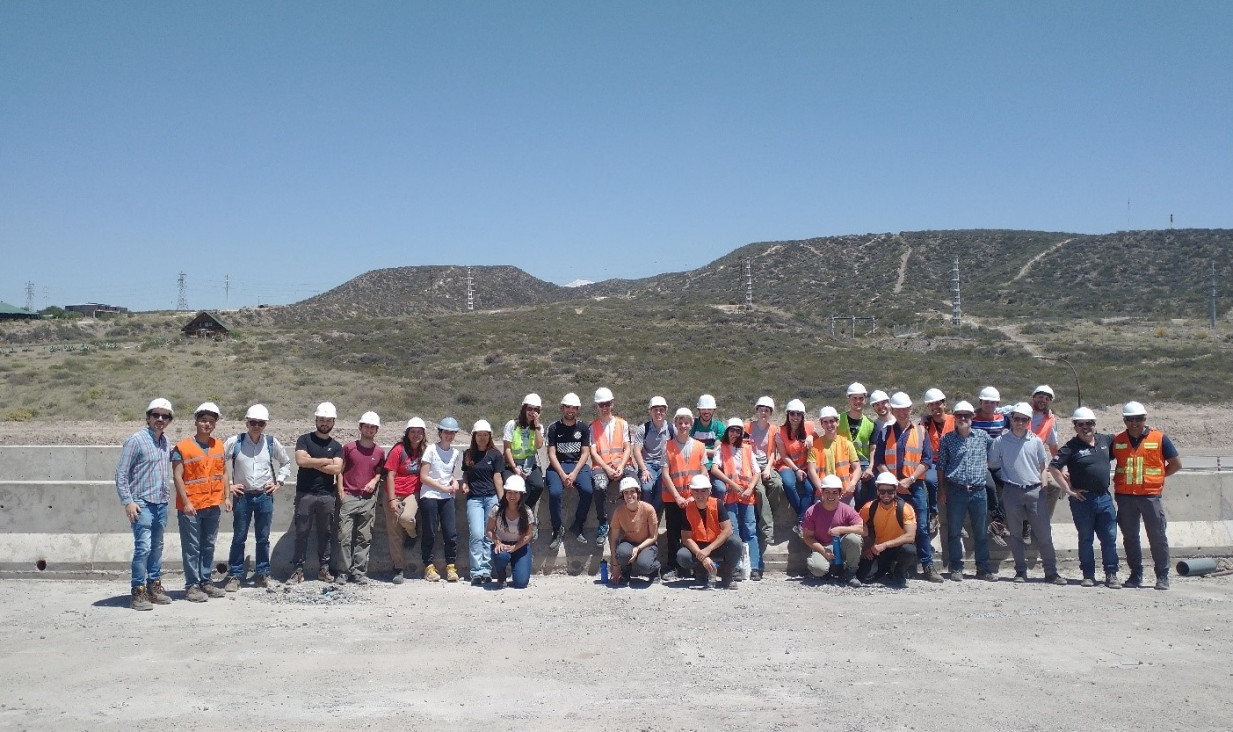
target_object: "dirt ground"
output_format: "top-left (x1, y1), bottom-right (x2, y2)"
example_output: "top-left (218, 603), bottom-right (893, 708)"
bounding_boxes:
top-left (1, 401), bottom-right (1231, 450)
top-left (1, 570), bottom-right (1231, 731)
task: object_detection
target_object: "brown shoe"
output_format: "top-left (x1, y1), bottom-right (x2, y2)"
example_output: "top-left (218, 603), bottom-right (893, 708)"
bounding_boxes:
top-left (920, 567), bottom-right (945, 583)
top-left (131, 585), bottom-right (153, 611)
top-left (288, 568), bottom-right (304, 584)
top-left (147, 580), bottom-right (172, 605)
top-left (202, 583), bottom-right (226, 598)
top-left (255, 575), bottom-right (273, 588)
top-left (185, 585), bottom-right (208, 603)
top-left (317, 568), bottom-right (334, 583)
top-left (223, 575), bottom-right (242, 592)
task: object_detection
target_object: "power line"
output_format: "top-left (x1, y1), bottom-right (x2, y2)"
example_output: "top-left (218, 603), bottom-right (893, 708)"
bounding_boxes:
top-left (743, 258), bottom-right (753, 312)
top-left (466, 266), bottom-right (474, 312)
top-left (176, 272), bottom-right (188, 311)
top-left (25, 281), bottom-right (34, 312)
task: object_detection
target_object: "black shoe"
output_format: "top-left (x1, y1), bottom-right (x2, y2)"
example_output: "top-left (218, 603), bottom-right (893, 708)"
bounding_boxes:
top-left (749, 569), bottom-right (763, 582)
top-left (888, 575), bottom-right (908, 589)
top-left (1125, 571), bottom-right (1143, 588)
top-left (1155, 575), bottom-right (1170, 591)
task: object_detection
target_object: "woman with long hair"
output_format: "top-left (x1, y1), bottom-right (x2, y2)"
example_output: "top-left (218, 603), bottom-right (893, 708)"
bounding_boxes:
top-left (462, 420), bottom-right (505, 585)
top-left (502, 394), bottom-right (545, 539)
top-left (775, 399), bottom-right (815, 534)
top-left (382, 417), bottom-right (427, 584)
top-left (418, 418), bottom-right (462, 582)
top-left (486, 474), bottom-right (534, 588)
top-left (711, 419), bottom-right (762, 580)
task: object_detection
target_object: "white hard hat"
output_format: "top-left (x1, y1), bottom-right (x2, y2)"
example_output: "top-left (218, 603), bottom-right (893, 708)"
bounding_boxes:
top-left (1072, 407), bottom-right (1096, 421)
top-left (846, 382), bottom-right (868, 397)
top-left (725, 418), bottom-right (745, 432)
top-left (889, 392), bottom-right (912, 409)
top-left (1011, 402), bottom-right (1033, 418)
top-left (619, 476), bottom-right (640, 492)
top-left (674, 407), bottom-right (694, 419)
top-left (818, 406), bottom-right (839, 420)
top-left (688, 474), bottom-right (712, 490)
top-left (194, 402), bottom-right (220, 418)
top-left (1033, 385), bottom-right (1055, 398)
top-left (820, 474), bottom-right (843, 490)
top-left (522, 393), bottom-right (542, 408)
top-left (504, 474), bottom-right (527, 493)
top-left (245, 404), bottom-right (270, 421)
top-left (875, 472), bottom-right (898, 486)
top-left (755, 396), bottom-right (775, 410)
top-left (923, 388), bottom-right (946, 404)
top-left (978, 386), bottom-right (1001, 402)
top-left (594, 387), bottom-right (614, 403)
top-left (785, 399), bottom-right (806, 414)
top-left (952, 401), bottom-right (975, 415)
top-left (697, 394), bottom-right (717, 410)
top-left (869, 390), bottom-right (889, 404)
top-left (146, 398), bottom-right (174, 416)
top-left (649, 396), bottom-right (668, 408)
top-left (561, 392), bottom-right (582, 407)
top-left (359, 411), bottom-right (381, 427)
top-left (472, 419), bottom-right (493, 434)
top-left (1122, 401), bottom-right (1147, 417)
top-left (405, 417), bottom-right (427, 430)
top-left (315, 402), bottom-right (338, 419)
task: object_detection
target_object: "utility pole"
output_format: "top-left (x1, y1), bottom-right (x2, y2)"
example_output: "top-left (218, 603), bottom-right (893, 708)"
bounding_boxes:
top-left (24, 281), bottom-right (34, 312)
top-left (224, 274), bottom-right (230, 309)
top-left (466, 266), bottom-right (474, 312)
top-left (743, 258), bottom-right (753, 312)
top-left (1212, 261), bottom-right (1218, 329)
top-left (177, 272), bottom-right (188, 311)
top-left (950, 257), bottom-right (962, 326)
top-left (41, 286), bottom-right (48, 309)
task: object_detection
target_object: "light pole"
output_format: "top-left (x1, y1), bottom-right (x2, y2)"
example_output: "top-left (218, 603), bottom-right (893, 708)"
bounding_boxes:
top-left (1037, 355), bottom-right (1082, 407)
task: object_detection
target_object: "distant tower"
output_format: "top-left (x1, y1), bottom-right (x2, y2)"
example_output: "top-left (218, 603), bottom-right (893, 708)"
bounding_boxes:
top-left (176, 272), bottom-right (188, 311)
top-left (743, 258), bottom-right (753, 312)
top-left (1213, 261), bottom-right (1219, 329)
top-left (224, 274), bottom-right (230, 308)
top-left (25, 281), bottom-right (34, 312)
top-left (950, 257), bottom-right (962, 326)
top-left (41, 286), bottom-right (48, 309)
top-left (466, 267), bottom-right (474, 312)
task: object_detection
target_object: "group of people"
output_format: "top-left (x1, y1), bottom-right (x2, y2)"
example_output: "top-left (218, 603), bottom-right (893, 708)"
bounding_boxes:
top-left (114, 382), bottom-right (1181, 609)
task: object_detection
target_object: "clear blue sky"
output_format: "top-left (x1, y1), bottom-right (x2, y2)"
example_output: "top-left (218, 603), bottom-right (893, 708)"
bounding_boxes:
top-left (3, 2), bottom-right (1230, 311)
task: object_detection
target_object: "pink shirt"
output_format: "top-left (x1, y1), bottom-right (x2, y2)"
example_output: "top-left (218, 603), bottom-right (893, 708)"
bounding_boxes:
top-left (342, 441), bottom-right (386, 495)
top-left (801, 501), bottom-right (862, 539)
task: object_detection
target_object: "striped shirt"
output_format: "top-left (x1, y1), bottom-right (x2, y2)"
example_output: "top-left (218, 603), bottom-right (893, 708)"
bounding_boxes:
top-left (115, 427), bottom-right (172, 505)
top-left (971, 411), bottom-right (1008, 439)
top-left (937, 429), bottom-right (992, 487)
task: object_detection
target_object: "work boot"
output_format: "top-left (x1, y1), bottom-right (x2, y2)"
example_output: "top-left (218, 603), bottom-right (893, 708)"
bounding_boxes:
top-left (1155, 575), bottom-right (1170, 591)
top-left (289, 567), bottom-right (305, 584)
top-left (950, 569), bottom-right (964, 582)
top-left (185, 585), bottom-right (208, 603)
top-left (888, 573), bottom-right (908, 589)
top-left (255, 575), bottom-right (273, 588)
top-left (424, 564), bottom-right (441, 582)
top-left (1080, 576), bottom-right (1096, 588)
top-left (351, 573), bottom-right (370, 585)
top-left (317, 568), bottom-right (334, 583)
top-left (844, 571), bottom-right (862, 588)
top-left (920, 566), bottom-right (945, 583)
top-left (147, 580), bottom-right (172, 605)
top-left (334, 573), bottom-right (348, 585)
top-left (203, 582), bottom-right (226, 598)
top-left (223, 575), bottom-right (242, 592)
top-left (131, 585), bottom-right (153, 611)
top-left (1045, 573), bottom-right (1067, 586)
top-left (445, 564), bottom-right (460, 582)
top-left (976, 571), bottom-right (999, 582)
top-left (1105, 571), bottom-right (1122, 589)
top-left (1013, 572), bottom-right (1027, 584)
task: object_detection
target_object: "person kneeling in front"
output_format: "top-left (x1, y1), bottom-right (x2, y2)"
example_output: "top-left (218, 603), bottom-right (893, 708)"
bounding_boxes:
top-left (675, 474), bottom-right (743, 589)
top-left (857, 473), bottom-right (919, 588)
top-left (802, 475), bottom-right (866, 587)
top-left (609, 477), bottom-right (661, 584)
top-left (487, 475), bottom-right (534, 589)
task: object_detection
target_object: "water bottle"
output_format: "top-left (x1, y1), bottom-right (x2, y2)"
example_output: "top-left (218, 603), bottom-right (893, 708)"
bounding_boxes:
top-left (831, 536), bottom-right (843, 568)
top-left (600, 559), bottom-right (609, 584)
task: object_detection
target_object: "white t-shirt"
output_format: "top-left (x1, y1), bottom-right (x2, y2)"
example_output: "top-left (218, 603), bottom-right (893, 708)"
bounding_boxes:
top-left (421, 444), bottom-right (460, 501)
top-left (488, 504), bottom-right (535, 543)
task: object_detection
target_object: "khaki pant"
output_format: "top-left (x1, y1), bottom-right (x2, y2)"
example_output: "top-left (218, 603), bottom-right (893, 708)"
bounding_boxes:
top-left (384, 495), bottom-right (418, 571)
top-left (337, 492), bottom-right (376, 577)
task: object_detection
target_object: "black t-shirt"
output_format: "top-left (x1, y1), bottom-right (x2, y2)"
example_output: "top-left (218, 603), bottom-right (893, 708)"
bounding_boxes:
top-left (547, 419), bottom-right (590, 464)
top-left (463, 448), bottom-right (505, 498)
top-left (1051, 433), bottom-right (1114, 494)
top-left (295, 432), bottom-right (343, 495)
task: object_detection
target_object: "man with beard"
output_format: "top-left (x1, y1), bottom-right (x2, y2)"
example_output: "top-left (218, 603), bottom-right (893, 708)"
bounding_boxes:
top-left (171, 402), bottom-right (227, 602)
top-left (290, 402), bottom-right (344, 583)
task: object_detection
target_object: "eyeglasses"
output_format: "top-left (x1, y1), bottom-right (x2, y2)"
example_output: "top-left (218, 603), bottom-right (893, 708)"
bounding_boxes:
top-left (1010, 416), bottom-right (1030, 423)
top-left (149, 412), bottom-right (172, 421)
top-left (954, 414), bottom-right (973, 420)
top-left (788, 411), bottom-right (803, 417)
top-left (247, 420), bottom-right (266, 427)
top-left (1075, 421), bottom-right (1096, 428)
top-left (876, 488), bottom-right (897, 496)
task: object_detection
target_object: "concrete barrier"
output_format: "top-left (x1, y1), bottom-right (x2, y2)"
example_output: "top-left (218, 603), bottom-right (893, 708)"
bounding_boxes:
top-left (2, 445), bottom-right (1231, 579)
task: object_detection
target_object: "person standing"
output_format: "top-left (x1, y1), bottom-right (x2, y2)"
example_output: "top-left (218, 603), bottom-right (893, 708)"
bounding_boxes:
top-left (661, 407), bottom-right (705, 579)
top-left (487, 475), bottom-right (534, 588)
top-left (462, 420), bottom-right (505, 584)
top-left (1112, 401), bottom-right (1181, 590)
top-left (806, 406), bottom-right (860, 504)
top-left (936, 401), bottom-right (997, 582)
top-left (691, 394), bottom-right (726, 498)
top-left (291, 402), bottom-right (344, 584)
top-left (869, 390), bottom-right (892, 435)
top-left (802, 474), bottom-right (866, 586)
top-left (1048, 407), bottom-right (1121, 589)
top-left (1029, 385), bottom-right (1060, 456)
top-left (588, 387), bottom-right (633, 547)
top-left (336, 411), bottom-right (386, 584)
top-left (502, 394), bottom-right (546, 538)
top-left (745, 396), bottom-right (781, 550)
top-left (839, 383), bottom-right (878, 509)
top-left (633, 396), bottom-right (674, 513)
top-left (711, 419), bottom-right (762, 580)
top-left (171, 402), bottom-right (227, 602)
top-left (116, 398), bottom-right (175, 610)
top-left (990, 402), bottom-right (1064, 584)
top-left (873, 392), bottom-right (943, 583)
top-left (973, 386), bottom-right (1011, 542)
top-left (419, 418), bottom-right (462, 582)
top-left (222, 404), bottom-right (291, 591)
top-left (383, 417), bottom-right (427, 584)
top-left (546, 392), bottom-right (593, 549)
top-left (920, 388), bottom-right (954, 537)
top-left (608, 477), bottom-right (661, 584)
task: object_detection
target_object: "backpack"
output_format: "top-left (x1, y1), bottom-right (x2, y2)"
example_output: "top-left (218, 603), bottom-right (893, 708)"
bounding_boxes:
top-left (231, 432), bottom-right (276, 478)
top-left (865, 496), bottom-right (906, 538)
top-left (643, 420), bottom-right (675, 443)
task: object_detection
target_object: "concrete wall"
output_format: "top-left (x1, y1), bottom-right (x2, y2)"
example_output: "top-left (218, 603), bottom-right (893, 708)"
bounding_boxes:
top-left (1, 445), bottom-right (1231, 578)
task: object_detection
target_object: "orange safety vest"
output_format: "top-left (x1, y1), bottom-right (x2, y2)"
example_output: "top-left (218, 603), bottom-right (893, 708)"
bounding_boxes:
top-left (1112, 429), bottom-right (1167, 496)
top-left (775, 422), bottom-right (815, 470)
top-left (809, 434), bottom-right (855, 479)
top-left (718, 441), bottom-right (756, 505)
top-left (175, 436), bottom-right (226, 511)
top-left (1032, 413), bottom-right (1056, 443)
top-left (684, 497), bottom-right (724, 544)
top-left (590, 417), bottom-right (629, 468)
top-left (883, 423), bottom-right (926, 480)
top-left (923, 414), bottom-right (955, 455)
top-left (665, 438), bottom-right (706, 501)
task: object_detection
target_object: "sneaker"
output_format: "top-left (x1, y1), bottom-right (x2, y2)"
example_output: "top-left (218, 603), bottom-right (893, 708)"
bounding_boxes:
top-left (576, 532), bottom-right (588, 545)
top-left (351, 573), bottom-right (370, 585)
top-left (976, 572), bottom-right (998, 582)
top-left (928, 514), bottom-right (940, 537)
top-left (203, 583), bottom-right (226, 598)
top-left (425, 564), bottom-right (441, 582)
top-left (317, 568), bottom-right (334, 583)
top-left (1105, 572), bottom-right (1122, 589)
top-left (1125, 571), bottom-right (1143, 588)
top-left (920, 567), bottom-right (945, 583)
top-left (1013, 572), bottom-right (1027, 584)
top-left (131, 585), bottom-right (153, 611)
top-left (950, 569), bottom-right (964, 582)
top-left (445, 564), bottom-right (460, 582)
top-left (147, 580), bottom-right (172, 605)
top-left (289, 567), bottom-right (305, 584)
top-left (391, 569), bottom-right (405, 585)
top-left (1023, 520), bottom-right (1033, 544)
top-left (1080, 577), bottom-right (1096, 588)
top-left (223, 575), bottom-right (242, 593)
top-left (185, 585), bottom-right (208, 603)
top-left (255, 575), bottom-right (272, 588)
top-left (548, 531), bottom-right (564, 551)
top-left (659, 568), bottom-right (677, 582)
top-left (792, 524), bottom-right (803, 538)
top-left (532, 525), bottom-right (540, 541)
top-left (844, 572), bottom-right (862, 588)
top-left (334, 573), bottom-right (348, 586)
top-left (750, 569), bottom-right (763, 582)
top-left (1046, 574), bottom-right (1067, 586)
top-left (989, 521), bottom-right (1009, 547)
top-left (1155, 575), bottom-right (1170, 591)
top-left (888, 574), bottom-right (908, 589)
top-left (595, 525), bottom-right (609, 547)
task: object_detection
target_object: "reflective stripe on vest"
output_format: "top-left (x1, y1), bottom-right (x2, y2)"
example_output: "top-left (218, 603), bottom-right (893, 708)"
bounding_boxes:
top-left (685, 497), bottom-right (723, 544)
top-left (884, 424), bottom-right (925, 480)
top-left (175, 436), bottom-right (225, 511)
top-left (510, 426), bottom-right (538, 461)
top-left (719, 442), bottom-right (756, 504)
top-left (810, 435), bottom-right (854, 478)
top-left (1112, 429), bottom-right (1166, 496)
top-left (665, 439), bottom-right (705, 497)
top-left (591, 417), bottom-right (628, 467)
top-left (839, 414), bottom-right (876, 460)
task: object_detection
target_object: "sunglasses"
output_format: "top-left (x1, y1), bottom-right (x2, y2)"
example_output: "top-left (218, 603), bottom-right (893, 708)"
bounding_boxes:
top-left (597, 401), bottom-right (614, 408)
top-left (1075, 421), bottom-right (1096, 427)
top-left (1124, 416), bottom-right (1146, 422)
top-left (149, 412), bottom-right (173, 421)
top-left (954, 414), bottom-right (973, 419)
top-left (876, 488), bottom-right (897, 495)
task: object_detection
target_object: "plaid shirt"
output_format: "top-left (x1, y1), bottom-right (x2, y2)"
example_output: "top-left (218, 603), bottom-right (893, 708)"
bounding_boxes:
top-left (937, 428), bottom-right (992, 488)
top-left (115, 427), bottom-right (171, 505)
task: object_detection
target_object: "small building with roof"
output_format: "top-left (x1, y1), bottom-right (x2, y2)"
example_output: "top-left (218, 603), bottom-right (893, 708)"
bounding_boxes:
top-left (181, 311), bottom-right (230, 339)
top-left (0, 301), bottom-right (39, 320)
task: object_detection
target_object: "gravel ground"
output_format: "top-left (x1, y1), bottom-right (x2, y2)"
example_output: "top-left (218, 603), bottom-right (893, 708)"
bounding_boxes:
top-left (1, 570), bottom-right (1231, 731)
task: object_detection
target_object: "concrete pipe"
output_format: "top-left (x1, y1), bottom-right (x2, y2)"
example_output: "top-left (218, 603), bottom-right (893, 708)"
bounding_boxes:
top-left (1176, 558), bottom-right (1218, 576)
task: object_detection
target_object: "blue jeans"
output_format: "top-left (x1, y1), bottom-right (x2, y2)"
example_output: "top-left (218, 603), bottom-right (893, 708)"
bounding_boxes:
top-left (925, 468), bottom-right (939, 517)
top-left (467, 494), bottom-right (499, 577)
top-left (640, 462), bottom-right (664, 513)
top-left (1071, 493), bottom-right (1119, 576)
top-left (904, 482), bottom-right (934, 568)
top-left (178, 506), bottom-right (221, 588)
top-left (228, 492), bottom-right (274, 578)
top-left (710, 476), bottom-right (727, 501)
top-left (779, 467), bottom-right (811, 522)
top-left (491, 544), bottom-right (532, 588)
top-left (726, 502), bottom-right (762, 571)
top-left (945, 484), bottom-right (990, 573)
top-left (130, 500), bottom-right (168, 588)
top-left (546, 462), bottom-right (593, 534)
